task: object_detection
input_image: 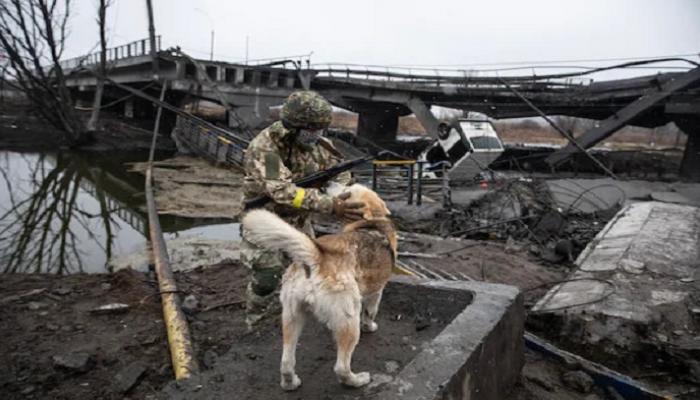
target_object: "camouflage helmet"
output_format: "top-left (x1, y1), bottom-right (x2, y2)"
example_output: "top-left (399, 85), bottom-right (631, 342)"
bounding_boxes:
top-left (280, 91), bottom-right (332, 130)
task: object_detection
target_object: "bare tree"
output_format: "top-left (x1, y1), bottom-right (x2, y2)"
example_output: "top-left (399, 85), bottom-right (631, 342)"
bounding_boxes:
top-left (86, 0), bottom-right (110, 131)
top-left (0, 0), bottom-right (87, 145)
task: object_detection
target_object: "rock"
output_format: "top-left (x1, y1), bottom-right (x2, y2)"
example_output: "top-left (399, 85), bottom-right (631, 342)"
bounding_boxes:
top-left (504, 236), bottom-right (524, 253)
top-left (52, 352), bottom-right (95, 373)
top-left (27, 301), bottom-right (47, 311)
top-left (90, 303), bottom-right (129, 315)
top-left (584, 395), bottom-right (603, 400)
top-left (522, 365), bottom-right (556, 391)
top-left (385, 360), bottom-right (400, 373)
top-left (182, 295), bottom-right (199, 313)
top-left (53, 287), bottom-right (72, 296)
top-left (46, 323), bottom-right (59, 331)
top-left (554, 239), bottom-right (574, 261)
top-left (100, 282), bottom-right (112, 291)
top-left (21, 385), bottom-right (36, 395)
top-left (561, 370), bottom-right (594, 393)
top-left (203, 350), bottom-right (217, 369)
top-left (114, 361), bottom-right (147, 393)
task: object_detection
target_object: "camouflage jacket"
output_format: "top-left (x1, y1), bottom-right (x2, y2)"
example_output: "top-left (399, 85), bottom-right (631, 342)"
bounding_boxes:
top-left (243, 121), bottom-right (350, 228)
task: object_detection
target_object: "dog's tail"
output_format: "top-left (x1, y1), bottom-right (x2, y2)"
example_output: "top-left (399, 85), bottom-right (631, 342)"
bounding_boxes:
top-left (241, 209), bottom-right (320, 267)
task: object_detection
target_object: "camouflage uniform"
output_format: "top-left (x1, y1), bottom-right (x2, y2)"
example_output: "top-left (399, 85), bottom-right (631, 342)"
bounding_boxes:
top-left (241, 91), bottom-right (350, 326)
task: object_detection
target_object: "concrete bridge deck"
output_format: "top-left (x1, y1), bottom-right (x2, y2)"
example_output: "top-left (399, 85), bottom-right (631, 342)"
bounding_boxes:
top-left (61, 38), bottom-right (700, 179)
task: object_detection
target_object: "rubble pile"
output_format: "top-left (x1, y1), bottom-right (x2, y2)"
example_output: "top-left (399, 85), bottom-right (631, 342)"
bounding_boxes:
top-left (432, 179), bottom-right (619, 265)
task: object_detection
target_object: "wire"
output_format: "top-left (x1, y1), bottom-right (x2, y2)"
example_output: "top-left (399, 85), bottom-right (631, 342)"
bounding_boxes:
top-left (376, 52), bottom-right (700, 69)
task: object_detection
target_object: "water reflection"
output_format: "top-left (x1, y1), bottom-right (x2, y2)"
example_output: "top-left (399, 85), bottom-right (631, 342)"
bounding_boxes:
top-left (0, 151), bottom-right (237, 274)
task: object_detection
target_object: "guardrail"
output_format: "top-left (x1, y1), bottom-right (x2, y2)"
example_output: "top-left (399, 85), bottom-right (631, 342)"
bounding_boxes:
top-left (60, 36), bottom-right (161, 71)
top-left (312, 63), bottom-right (588, 88)
top-left (354, 160), bottom-right (451, 207)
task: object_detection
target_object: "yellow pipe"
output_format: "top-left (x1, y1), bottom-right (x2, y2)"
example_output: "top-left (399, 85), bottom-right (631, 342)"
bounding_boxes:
top-left (145, 168), bottom-right (199, 380)
top-left (373, 159), bottom-right (416, 166)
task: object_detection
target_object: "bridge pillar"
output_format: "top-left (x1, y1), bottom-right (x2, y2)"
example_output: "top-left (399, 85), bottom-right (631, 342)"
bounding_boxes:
top-left (406, 97), bottom-right (440, 138)
top-left (357, 109), bottom-right (400, 145)
top-left (676, 118), bottom-right (700, 181)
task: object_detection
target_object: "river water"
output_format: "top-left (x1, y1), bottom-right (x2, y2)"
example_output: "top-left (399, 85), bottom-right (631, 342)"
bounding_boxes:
top-left (0, 150), bottom-right (238, 274)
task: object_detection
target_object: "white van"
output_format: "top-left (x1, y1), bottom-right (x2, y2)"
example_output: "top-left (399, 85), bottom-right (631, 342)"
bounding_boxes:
top-left (418, 119), bottom-right (504, 182)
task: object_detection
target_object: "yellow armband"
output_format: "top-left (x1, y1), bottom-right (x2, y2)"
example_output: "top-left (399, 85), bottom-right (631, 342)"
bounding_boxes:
top-left (292, 188), bottom-right (305, 208)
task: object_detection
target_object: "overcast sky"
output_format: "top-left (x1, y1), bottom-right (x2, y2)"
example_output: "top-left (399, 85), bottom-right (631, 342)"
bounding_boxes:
top-left (64, 0), bottom-right (700, 80)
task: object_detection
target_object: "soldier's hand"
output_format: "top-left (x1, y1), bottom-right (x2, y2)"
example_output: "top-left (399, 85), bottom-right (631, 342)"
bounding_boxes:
top-left (333, 192), bottom-right (366, 221)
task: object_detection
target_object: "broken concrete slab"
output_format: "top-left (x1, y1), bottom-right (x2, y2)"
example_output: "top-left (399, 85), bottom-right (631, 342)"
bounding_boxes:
top-left (532, 201), bottom-right (700, 380)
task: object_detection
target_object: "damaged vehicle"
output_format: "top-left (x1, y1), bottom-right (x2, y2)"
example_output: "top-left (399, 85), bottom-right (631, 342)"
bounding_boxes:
top-left (418, 119), bottom-right (505, 182)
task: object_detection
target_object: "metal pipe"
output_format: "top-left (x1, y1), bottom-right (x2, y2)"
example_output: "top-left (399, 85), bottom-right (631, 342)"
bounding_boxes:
top-left (371, 163), bottom-right (378, 191)
top-left (416, 162), bottom-right (423, 206)
top-left (441, 163), bottom-right (451, 208)
top-left (407, 163), bottom-right (414, 205)
top-left (145, 83), bottom-right (198, 380)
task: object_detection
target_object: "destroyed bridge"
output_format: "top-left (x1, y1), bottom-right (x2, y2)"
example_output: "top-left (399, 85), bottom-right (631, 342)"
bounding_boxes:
top-left (62, 38), bottom-right (700, 179)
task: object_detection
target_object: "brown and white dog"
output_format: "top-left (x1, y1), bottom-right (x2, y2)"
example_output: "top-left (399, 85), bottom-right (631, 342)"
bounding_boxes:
top-left (241, 184), bottom-right (396, 390)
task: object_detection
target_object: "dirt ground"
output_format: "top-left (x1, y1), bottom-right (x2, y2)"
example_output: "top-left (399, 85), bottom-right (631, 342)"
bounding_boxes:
top-left (0, 263), bottom-right (464, 400)
top-left (0, 263), bottom-right (254, 399)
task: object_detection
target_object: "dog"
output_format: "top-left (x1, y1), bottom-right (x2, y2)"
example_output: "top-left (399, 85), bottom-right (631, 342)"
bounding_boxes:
top-left (241, 184), bottom-right (396, 390)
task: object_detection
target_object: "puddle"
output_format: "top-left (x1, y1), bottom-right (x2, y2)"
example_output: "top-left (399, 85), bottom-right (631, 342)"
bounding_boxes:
top-left (0, 150), bottom-right (239, 274)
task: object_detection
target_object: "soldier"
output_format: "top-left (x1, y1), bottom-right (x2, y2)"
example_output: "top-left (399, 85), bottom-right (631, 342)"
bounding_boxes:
top-left (241, 90), bottom-right (365, 328)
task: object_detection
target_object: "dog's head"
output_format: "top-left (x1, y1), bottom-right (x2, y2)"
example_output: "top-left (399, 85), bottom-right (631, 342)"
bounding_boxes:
top-left (327, 183), bottom-right (391, 221)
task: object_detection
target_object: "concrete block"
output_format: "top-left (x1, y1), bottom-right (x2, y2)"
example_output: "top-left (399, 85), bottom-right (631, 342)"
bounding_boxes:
top-left (533, 201), bottom-right (700, 370)
top-left (379, 279), bottom-right (524, 400)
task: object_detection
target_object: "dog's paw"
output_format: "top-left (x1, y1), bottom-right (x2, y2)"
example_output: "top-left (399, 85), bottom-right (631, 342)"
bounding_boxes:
top-left (281, 374), bottom-right (302, 391)
top-left (342, 371), bottom-right (371, 387)
top-left (361, 321), bottom-right (378, 333)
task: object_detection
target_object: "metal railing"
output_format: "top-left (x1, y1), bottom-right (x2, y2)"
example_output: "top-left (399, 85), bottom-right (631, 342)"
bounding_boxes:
top-left (354, 160), bottom-right (451, 207)
top-left (173, 116), bottom-right (249, 168)
top-left (60, 36), bottom-right (162, 71)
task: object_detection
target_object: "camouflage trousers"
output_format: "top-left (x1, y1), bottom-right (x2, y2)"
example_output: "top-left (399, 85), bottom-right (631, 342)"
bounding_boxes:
top-left (240, 218), bottom-right (314, 328)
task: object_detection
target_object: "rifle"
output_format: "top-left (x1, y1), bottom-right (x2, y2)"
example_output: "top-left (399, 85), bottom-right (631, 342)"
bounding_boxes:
top-left (243, 152), bottom-right (386, 210)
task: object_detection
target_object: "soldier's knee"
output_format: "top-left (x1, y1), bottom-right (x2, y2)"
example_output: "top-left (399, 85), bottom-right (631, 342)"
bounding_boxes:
top-left (249, 251), bottom-right (286, 296)
top-left (251, 267), bottom-right (281, 296)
